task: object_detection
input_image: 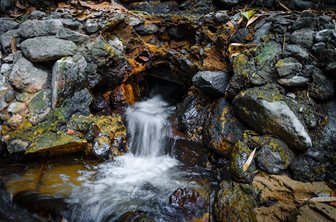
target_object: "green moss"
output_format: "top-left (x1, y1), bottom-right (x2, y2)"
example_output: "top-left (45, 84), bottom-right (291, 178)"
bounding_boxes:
top-left (255, 42), bottom-right (281, 66)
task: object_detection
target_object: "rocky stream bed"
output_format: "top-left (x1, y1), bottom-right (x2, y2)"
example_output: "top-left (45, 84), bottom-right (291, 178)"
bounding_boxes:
top-left (0, 0), bottom-right (336, 221)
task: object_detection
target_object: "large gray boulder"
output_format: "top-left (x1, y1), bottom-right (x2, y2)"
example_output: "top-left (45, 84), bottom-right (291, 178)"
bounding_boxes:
top-left (18, 19), bottom-right (63, 39)
top-left (0, 18), bottom-right (18, 35)
top-left (233, 86), bottom-right (312, 151)
top-left (9, 53), bottom-right (49, 93)
top-left (51, 55), bottom-right (88, 108)
top-left (192, 71), bottom-right (228, 96)
top-left (21, 37), bottom-right (77, 62)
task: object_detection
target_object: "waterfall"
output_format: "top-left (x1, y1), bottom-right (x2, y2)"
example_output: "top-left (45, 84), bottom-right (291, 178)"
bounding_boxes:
top-left (68, 96), bottom-right (190, 222)
top-left (126, 95), bottom-right (174, 157)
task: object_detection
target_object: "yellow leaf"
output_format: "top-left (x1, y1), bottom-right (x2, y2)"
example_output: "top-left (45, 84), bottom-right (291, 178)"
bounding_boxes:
top-left (241, 9), bottom-right (255, 20)
top-left (246, 15), bottom-right (259, 27)
top-left (243, 148), bottom-right (256, 172)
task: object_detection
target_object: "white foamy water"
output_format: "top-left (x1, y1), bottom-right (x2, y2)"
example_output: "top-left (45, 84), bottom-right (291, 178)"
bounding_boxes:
top-left (68, 96), bottom-right (196, 222)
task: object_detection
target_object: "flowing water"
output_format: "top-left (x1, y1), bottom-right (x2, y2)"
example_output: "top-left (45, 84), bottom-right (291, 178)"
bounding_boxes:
top-left (67, 95), bottom-right (212, 221)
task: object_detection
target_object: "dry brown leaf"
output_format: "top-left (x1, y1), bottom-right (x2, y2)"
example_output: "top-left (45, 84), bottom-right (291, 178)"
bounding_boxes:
top-left (10, 37), bottom-right (17, 54)
top-left (78, 0), bottom-right (127, 12)
top-left (243, 148), bottom-right (257, 172)
top-left (58, 2), bottom-right (72, 8)
top-left (246, 15), bottom-right (260, 27)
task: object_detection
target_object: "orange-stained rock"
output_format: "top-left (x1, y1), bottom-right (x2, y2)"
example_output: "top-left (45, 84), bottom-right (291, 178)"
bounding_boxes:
top-left (110, 83), bottom-right (140, 107)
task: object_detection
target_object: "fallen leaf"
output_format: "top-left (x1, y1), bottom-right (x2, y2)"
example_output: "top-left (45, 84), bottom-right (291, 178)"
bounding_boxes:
top-left (78, 0), bottom-right (127, 12)
top-left (58, 2), bottom-right (72, 8)
top-left (241, 9), bottom-right (255, 20)
top-left (246, 15), bottom-right (260, 27)
top-left (243, 148), bottom-right (257, 172)
top-left (10, 37), bottom-right (17, 54)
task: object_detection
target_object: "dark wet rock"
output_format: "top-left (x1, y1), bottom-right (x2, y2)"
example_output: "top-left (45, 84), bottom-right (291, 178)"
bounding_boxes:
top-left (92, 136), bottom-right (111, 158)
top-left (169, 188), bottom-right (205, 216)
top-left (0, 29), bottom-right (19, 53)
top-left (18, 19), bottom-right (63, 39)
top-left (178, 58), bottom-right (198, 76)
top-left (192, 71), bottom-right (228, 96)
top-left (21, 36), bottom-right (77, 62)
top-left (176, 89), bottom-right (209, 142)
top-left (0, 0), bottom-right (15, 13)
top-left (9, 53), bottom-right (49, 94)
top-left (84, 19), bottom-right (100, 34)
top-left (91, 94), bottom-right (110, 112)
top-left (116, 211), bottom-right (155, 222)
top-left (61, 18), bottom-right (82, 30)
top-left (213, 0), bottom-right (243, 7)
top-left (7, 138), bottom-right (31, 154)
top-left (172, 138), bottom-right (208, 167)
top-left (215, 181), bottom-right (257, 222)
top-left (134, 23), bottom-right (159, 35)
top-left (277, 75), bottom-right (310, 87)
top-left (230, 141), bottom-right (256, 183)
top-left (28, 90), bottom-right (51, 124)
top-left (230, 28), bottom-right (249, 43)
top-left (290, 28), bottom-right (314, 48)
top-left (285, 44), bottom-right (310, 60)
top-left (315, 29), bottom-right (336, 42)
top-left (290, 155), bottom-right (327, 182)
top-left (56, 27), bottom-right (89, 44)
top-left (308, 69), bottom-right (335, 100)
top-left (0, 180), bottom-right (39, 222)
top-left (275, 57), bottom-right (302, 77)
top-left (0, 18), bottom-right (18, 35)
top-left (61, 88), bottom-right (92, 119)
top-left (167, 24), bottom-right (190, 40)
top-left (13, 191), bottom-right (68, 220)
top-left (203, 98), bottom-right (246, 156)
top-left (233, 85), bottom-right (312, 151)
top-left (255, 136), bottom-right (294, 174)
top-left (51, 55), bottom-right (88, 108)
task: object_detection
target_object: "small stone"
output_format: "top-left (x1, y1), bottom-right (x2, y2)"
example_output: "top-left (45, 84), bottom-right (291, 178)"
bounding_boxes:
top-left (169, 188), bottom-right (205, 216)
top-left (18, 19), bottom-right (63, 39)
top-left (315, 29), bottom-right (336, 42)
top-left (134, 23), bottom-right (159, 35)
top-left (275, 57), bottom-right (302, 77)
top-left (277, 75), bottom-right (310, 87)
top-left (21, 37), bottom-right (77, 62)
top-left (192, 71), bottom-right (228, 96)
top-left (84, 20), bottom-right (99, 34)
top-left (7, 102), bottom-right (27, 114)
top-left (291, 28), bottom-right (314, 48)
top-left (285, 44), bottom-right (310, 60)
top-left (61, 19), bottom-right (82, 30)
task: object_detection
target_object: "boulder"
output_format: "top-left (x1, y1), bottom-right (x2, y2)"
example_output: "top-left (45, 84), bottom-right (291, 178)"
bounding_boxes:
top-left (233, 85), bottom-right (312, 151)
top-left (18, 19), bottom-right (63, 39)
top-left (51, 55), bottom-right (88, 108)
top-left (0, 18), bottom-right (18, 35)
top-left (9, 53), bottom-right (49, 94)
top-left (203, 98), bottom-right (246, 156)
top-left (169, 188), bottom-right (205, 216)
top-left (21, 37), bottom-right (77, 62)
top-left (192, 71), bottom-right (228, 96)
top-left (214, 181), bottom-right (257, 222)
top-left (230, 141), bottom-right (256, 183)
top-left (290, 28), bottom-right (314, 48)
top-left (84, 19), bottom-right (100, 34)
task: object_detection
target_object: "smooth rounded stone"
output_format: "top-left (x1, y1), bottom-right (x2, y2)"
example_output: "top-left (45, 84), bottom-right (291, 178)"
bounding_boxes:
top-left (7, 102), bottom-right (27, 114)
top-left (285, 44), bottom-right (309, 60)
top-left (0, 29), bottom-right (18, 53)
top-left (28, 90), bottom-right (51, 124)
top-left (0, 18), bottom-right (18, 35)
top-left (169, 188), bottom-right (205, 216)
top-left (233, 86), bottom-right (312, 151)
top-left (5, 87), bottom-right (15, 103)
top-left (192, 71), bottom-right (228, 96)
top-left (51, 55), bottom-right (87, 108)
top-left (21, 37), bottom-right (77, 62)
top-left (277, 75), bottom-right (310, 87)
top-left (309, 71), bottom-right (334, 100)
top-left (29, 10), bottom-right (46, 19)
top-left (275, 57), bottom-right (302, 77)
top-left (13, 191), bottom-right (68, 220)
top-left (291, 16), bottom-right (317, 30)
top-left (213, 0), bottom-right (243, 6)
top-left (215, 181), bottom-right (257, 222)
top-left (315, 29), bottom-right (336, 42)
top-left (176, 89), bottom-right (208, 142)
top-left (290, 28), bottom-right (314, 48)
top-left (92, 136), bottom-right (111, 158)
top-left (18, 19), bottom-right (63, 39)
top-left (203, 98), bottom-right (246, 156)
top-left (61, 19), bottom-right (82, 30)
top-left (0, 63), bottom-right (12, 76)
top-left (84, 19), bottom-right (99, 34)
top-left (256, 137), bottom-right (294, 174)
top-left (56, 28), bottom-right (89, 44)
top-left (116, 211), bottom-right (155, 222)
top-left (7, 138), bottom-right (31, 154)
top-left (0, 96), bottom-right (8, 112)
top-left (134, 23), bottom-right (159, 35)
top-left (9, 53), bottom-right (48, 93)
